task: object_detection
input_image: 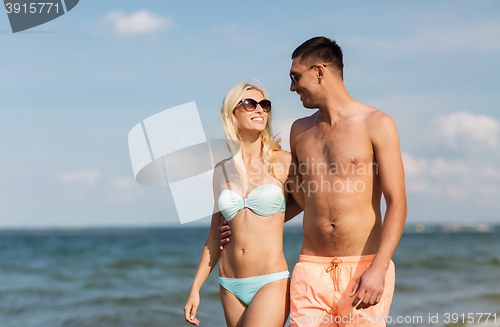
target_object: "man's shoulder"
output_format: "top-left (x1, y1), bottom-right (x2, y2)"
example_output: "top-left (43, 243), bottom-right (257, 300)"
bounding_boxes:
top-left (361, 105), bottom-right (395, 131)
top-left (291, 112), bottom-right (317, 134)
top-left (359, 105), bottom-right (398, 141)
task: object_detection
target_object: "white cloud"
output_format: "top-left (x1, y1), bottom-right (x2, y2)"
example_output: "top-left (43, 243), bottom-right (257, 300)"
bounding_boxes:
top-left (55, 170), bottom-right (101, 200)
top-left (403, 155), bottom-right (470, 180)
top-left (406, 179), bottom-right (443, 196)
top-left (402, 152), bottom-right (500, 208)
top-left (105, 177), bottom-right (141, 203)
top-left (403, 154), bottom-right (471, 180)
top-left (366, 93), bottom-right (452, 148)
top-left (56, 170), bottom-right (101, 185)
top-left (102, 10), bottom-right (174, 38)
top-left (481, 165), bottom-right (500, 180)
top-left (428, 111), bottom-right (499, 151)
top-left (446, 185), bottom-right (468, 199)
top-left (402, 152), bottom-right (427, 176)
top-left (109, 177), bottom-right (135, 188)
top-left (478, 184), bottom-right (500, 197)
top-left (427, 157), bottom-right (470, 177)
top-left (55, 171), bottom-right (141, 203)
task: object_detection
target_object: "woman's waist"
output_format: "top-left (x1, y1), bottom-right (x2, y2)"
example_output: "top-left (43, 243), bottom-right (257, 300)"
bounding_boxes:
top-left (219, 250), bottom-right (287, 278)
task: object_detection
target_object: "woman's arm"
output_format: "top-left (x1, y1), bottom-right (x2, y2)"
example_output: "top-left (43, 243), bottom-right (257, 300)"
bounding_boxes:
top-left (184, 210), bottom-right (222, 325)
top-left (184, 167), bottom-right (223, 325)
top-left (190, 211), bottom-right (222, 292)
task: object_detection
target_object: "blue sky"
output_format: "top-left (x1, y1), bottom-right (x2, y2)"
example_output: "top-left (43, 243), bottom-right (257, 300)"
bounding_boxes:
top-left (1, 0), bottom-right (499, 228)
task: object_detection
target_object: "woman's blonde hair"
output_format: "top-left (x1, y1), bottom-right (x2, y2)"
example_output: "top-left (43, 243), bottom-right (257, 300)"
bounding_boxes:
top-left (220, 82), bottom-right (281, 183)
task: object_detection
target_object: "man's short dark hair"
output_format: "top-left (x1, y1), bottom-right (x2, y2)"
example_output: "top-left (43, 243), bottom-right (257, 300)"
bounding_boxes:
top-left (292, 36), bottom-right (344, 79)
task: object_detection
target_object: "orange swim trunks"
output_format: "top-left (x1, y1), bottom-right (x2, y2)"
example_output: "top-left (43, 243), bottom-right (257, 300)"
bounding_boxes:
top-left (289, 254), bottom-right (395, 327)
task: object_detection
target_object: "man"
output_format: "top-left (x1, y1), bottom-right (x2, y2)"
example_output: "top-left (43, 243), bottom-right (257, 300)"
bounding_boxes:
top-left (220, 36), bottom-right (407, 326)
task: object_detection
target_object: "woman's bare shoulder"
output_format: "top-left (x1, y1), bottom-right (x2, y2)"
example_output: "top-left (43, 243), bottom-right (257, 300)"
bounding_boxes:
top-left (272, 150), bottom-right (292, 184)
top-left (274, 150), bottom-right (292, 166)
top-left (215, 157), bottom-right (233, 168)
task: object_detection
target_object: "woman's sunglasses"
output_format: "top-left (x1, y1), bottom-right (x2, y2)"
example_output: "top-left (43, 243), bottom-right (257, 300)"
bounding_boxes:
top-left (236, 98), bottom-right (272, 113)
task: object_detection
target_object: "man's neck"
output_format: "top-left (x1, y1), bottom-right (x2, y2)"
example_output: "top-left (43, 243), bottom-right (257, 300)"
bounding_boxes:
top-left (317, 86), bottom-right (356, 123)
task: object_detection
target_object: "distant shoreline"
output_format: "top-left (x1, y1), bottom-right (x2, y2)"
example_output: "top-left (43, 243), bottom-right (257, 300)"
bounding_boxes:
top-left (0, 223), bottom-right (498, 236)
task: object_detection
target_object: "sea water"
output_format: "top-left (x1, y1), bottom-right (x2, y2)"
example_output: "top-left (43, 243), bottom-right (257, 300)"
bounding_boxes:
top-left (0, 226), bottom-right (499, 327)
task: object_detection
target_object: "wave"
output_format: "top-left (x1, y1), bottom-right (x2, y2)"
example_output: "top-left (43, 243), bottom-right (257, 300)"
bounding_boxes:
top-left (395, 255), bottom-right (500, 270)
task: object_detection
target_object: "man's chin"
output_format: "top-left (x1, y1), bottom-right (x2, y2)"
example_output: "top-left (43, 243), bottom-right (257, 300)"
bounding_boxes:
top-left (301, 100), bottom-right (318, 109)
top-left (298, 95), bottom-right (318, 109)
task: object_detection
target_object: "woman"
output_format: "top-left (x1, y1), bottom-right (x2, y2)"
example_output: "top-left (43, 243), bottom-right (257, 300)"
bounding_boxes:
top-left (184, 83), bottom-right (294, 327)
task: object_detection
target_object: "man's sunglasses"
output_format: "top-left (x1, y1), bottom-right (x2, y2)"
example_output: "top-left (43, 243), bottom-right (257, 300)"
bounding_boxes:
top-left (289, 64), bottom-right (327, 84)
top-left (236, 98), bottom-right (272, 113)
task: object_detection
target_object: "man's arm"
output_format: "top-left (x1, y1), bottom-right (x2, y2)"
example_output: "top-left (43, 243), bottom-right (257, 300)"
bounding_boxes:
top-left (350, 112), bottom-right (407, 309)
top-left (284, 187), bottom-right (303, 222)
top-left (218, 217), bottom-right (231, 250)
top-left (284, 147), bottom-right (304, 222)
top-left (285, 119), bottom-right (305, 223)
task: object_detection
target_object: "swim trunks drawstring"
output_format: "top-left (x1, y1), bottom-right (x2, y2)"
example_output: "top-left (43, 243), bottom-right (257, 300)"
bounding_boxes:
top-left (326, 258), bottom-right (340, 291)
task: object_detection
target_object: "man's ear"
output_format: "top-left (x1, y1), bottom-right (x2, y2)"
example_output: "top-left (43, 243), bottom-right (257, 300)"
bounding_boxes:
top-left (316, 65), bottom-right (324, 82)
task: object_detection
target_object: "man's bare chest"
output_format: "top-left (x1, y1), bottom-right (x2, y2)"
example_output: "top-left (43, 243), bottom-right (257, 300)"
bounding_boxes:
top-left (295, 124), bottom-right (374, 173)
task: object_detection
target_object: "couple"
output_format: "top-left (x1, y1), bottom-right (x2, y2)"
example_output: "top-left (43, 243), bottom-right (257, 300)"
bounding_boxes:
top-left (184, 37), bottom-right (407, 327)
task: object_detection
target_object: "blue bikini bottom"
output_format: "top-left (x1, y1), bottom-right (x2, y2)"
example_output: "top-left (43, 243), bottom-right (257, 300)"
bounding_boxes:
top-left (219, 270), bottom-right (290, 306)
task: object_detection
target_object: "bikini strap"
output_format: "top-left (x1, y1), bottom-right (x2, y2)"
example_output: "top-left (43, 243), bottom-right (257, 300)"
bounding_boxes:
top-left (220, 163), bottom-right (231, 191)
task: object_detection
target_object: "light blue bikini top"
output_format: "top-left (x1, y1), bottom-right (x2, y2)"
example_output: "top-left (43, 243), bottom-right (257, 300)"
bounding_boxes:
top-left (217, 165), bottom-right (286, 221)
